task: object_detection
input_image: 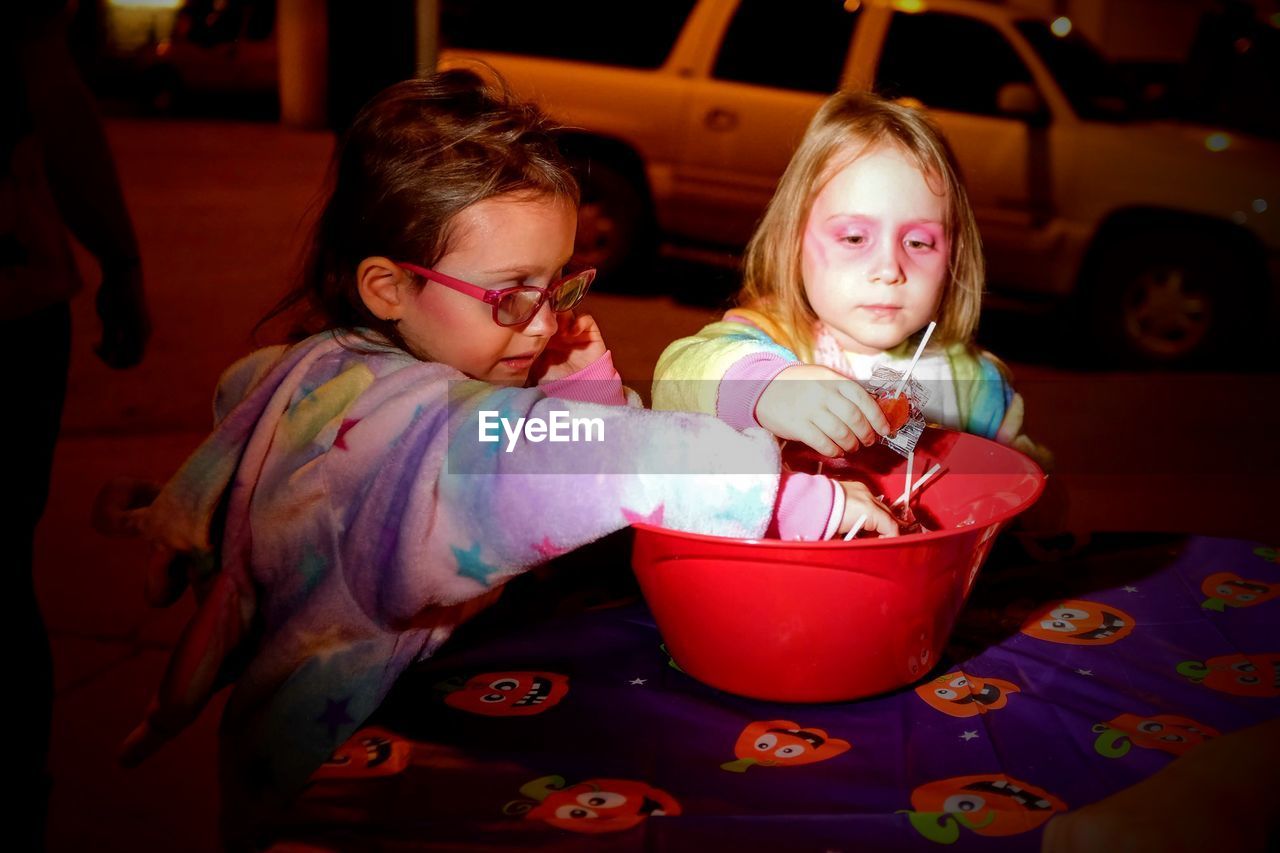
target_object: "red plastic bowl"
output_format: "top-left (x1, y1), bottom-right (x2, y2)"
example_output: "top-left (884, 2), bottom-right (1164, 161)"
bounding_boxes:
top-left (631, 428), bottom-right (1045, 703)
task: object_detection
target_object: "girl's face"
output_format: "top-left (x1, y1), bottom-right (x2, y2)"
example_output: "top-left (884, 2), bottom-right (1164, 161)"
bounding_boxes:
top-left (398, 193), bottom-right (576, 384)
top-left (801, 144), bottom-right (949, 355)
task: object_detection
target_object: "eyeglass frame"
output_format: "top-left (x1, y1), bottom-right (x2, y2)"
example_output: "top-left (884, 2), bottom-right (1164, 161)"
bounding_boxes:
top-left (396, 261), bottom-right (597, 327)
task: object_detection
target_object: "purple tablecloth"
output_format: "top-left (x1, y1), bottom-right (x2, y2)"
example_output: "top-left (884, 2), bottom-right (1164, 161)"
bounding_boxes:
top-left (274, 535), bottom-right (1280, 851)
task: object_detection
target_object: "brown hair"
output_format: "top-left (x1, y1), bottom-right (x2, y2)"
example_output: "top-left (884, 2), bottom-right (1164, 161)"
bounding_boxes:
top-left (739, 90), bottom-right (984, 359)
top-left (264, 68), bottom-right (579, 351)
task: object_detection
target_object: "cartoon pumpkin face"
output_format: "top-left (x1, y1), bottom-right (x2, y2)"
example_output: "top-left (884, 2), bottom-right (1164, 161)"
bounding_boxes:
top-left (1092, 713), bottom-right (1219, 758)
top-left (524, 778), bottom-right (681, 834)
top-left (907, 774), bottom-right (1066, 841)
top-left (1019, 599), bottom-right (1134, 645)
top-left (915, 671), bottom-right (1021, 717)
top-left (444, 671), bottom-right (569, 716)
top-left (1200, 573), bottom-right (1280, 611)
top-left (1178, 652), bottom-right (1280, 697)
top-left (312, 727), bottom-right (411, 780)
top-left (720, 720), bottom-right (851, 772)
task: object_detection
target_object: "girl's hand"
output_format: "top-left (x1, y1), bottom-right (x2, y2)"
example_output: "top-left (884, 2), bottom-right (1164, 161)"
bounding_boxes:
top-left (756, 364), bottom-right (891, 457)
top-left (531, 311), bottom-right (608, 384)
top-left (91, 476), bottom-right (160, 537)
top-left (95, 260), bottom-right (151, 369)
top-left (836, 480), bottom-right (899, 537)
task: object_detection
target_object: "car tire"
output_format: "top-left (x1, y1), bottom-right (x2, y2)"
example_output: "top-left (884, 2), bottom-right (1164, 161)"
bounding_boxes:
top-left (571, 158), bottom-right (656, 291)
top-left (1082, 228), bottom-right (1254, 367)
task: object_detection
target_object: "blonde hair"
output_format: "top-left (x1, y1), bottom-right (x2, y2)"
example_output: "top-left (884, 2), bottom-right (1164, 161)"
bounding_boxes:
top-left (739, 90), bottom-right (984, 359)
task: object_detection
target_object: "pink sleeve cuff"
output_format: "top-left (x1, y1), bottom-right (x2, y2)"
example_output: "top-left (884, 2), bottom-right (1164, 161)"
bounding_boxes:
top-left (769, 471), bottom-right (843, 541)
top-left (539, 351), bottom-right (627, 406)
top-left (716, 354), bottom-right (795, 431)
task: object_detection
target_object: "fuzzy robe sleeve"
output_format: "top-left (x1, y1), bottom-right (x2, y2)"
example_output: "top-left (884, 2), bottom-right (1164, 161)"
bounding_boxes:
top-left (128, 338), bottom-right (785, 799)
top-left (652, 309), bottom-right (799, 417)
top-left (321, 369), bottom-right (783, 628)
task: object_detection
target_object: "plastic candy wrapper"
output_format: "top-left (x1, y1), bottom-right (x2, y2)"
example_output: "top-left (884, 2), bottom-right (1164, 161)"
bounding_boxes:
top-left (865, 364), bottom-right (929, 458)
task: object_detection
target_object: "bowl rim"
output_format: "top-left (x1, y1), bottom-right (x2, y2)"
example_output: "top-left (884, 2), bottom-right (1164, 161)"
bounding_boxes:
top-left (634, 432), bottom-right (1046, 549)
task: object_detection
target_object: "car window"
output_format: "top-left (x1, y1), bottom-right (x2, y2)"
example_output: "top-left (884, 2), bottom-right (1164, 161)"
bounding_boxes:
top-left (441, 0), bottom-right (695, 68)
top-left (713, 0), bottom-right (861, 93)
top-left (876, 12), bottom-right (1033, 116)
top-left (1015, 19), bottom-right (1134, 121)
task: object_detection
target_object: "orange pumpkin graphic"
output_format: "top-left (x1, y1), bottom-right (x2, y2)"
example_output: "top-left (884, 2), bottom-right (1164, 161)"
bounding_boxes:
top-left (313, 727), bottom-right (411, 780)
top-left (1020, 600), bottom-right (1134, 645)
top-left (1178, 652), bottom-right (1280, 697)
top-left (444, 671), bottom-right (569, 716)
top-left (1200, 573), bottom-right (1280, 611)
top-left (720, 719), bottom-right (851, 772)
top-left (521, 777), bottom-right (680, 834)
top-left (1093, 713), bottom-right (1219, 757)
top-left (906, 774), bottom-right (1066, 842)
top-left (915, 670), bottom-right (1021, 717)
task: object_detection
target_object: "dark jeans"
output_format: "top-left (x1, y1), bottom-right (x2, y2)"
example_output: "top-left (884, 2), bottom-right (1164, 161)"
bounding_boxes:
top-left (3, 301), bottom-right (71, 850)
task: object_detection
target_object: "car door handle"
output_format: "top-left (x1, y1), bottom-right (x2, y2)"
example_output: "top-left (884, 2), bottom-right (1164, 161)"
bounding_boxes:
top-left (704, 107), bottom-right (739, 132)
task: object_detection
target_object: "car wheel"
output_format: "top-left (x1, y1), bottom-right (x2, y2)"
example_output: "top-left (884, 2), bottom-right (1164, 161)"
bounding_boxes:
top-left (572, 158), bottom-right (656, 290)
top-left (1084, 230), bottom-right (1249, 366)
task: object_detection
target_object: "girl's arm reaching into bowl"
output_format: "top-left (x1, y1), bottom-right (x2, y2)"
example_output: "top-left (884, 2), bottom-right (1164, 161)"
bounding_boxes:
top-left (836, 480), bottom-right (899, 538)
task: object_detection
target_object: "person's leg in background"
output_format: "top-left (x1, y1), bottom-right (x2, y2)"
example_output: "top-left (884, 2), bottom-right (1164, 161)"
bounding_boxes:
top-left (7, 300), bottom-right (72, 850)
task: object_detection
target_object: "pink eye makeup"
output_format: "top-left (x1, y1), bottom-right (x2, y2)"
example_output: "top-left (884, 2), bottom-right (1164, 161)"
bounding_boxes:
top-left (822, 217), bottom-right (944, 253)
top-left (824, 217), bottom-right (876, 248)
top-left (797, 146), bottom-right (951, 356)
top-left (902, 226), bottom-right (943, 251)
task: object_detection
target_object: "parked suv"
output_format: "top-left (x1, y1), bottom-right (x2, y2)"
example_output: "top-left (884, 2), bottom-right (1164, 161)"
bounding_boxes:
top-left (439, 0), bottom-right (1280, 365)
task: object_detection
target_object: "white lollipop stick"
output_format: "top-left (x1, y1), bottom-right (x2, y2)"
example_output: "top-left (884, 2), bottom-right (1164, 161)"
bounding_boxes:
top-left (902, 451), bottom-right (915, 511)
top-left (893, 462), bottom-right (943, 507)
top-left (892, 320), bottom-right (937, 399)
top-left (839, 458), bottom-right (942, 537)
top-left (842, 512), bottom-right (868, 541)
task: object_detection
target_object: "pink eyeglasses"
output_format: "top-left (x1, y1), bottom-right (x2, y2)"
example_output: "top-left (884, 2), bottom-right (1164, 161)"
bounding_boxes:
top-left (398, 262), bottom-right (596, 327)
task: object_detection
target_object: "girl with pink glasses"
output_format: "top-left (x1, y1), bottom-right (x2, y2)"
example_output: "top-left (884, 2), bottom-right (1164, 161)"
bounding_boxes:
top-left (105, 70), bottom-right (897, 842)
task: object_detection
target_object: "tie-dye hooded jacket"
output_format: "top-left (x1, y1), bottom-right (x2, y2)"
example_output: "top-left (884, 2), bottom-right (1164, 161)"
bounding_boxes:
top-left (125, 330), bottom-right (787, 826)
top-left (652, 308), bottom-right (1049, 466)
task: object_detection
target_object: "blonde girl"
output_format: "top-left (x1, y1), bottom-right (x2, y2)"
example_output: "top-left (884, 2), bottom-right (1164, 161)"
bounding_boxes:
top-left (655, 90), bottom-right (1044, 465)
